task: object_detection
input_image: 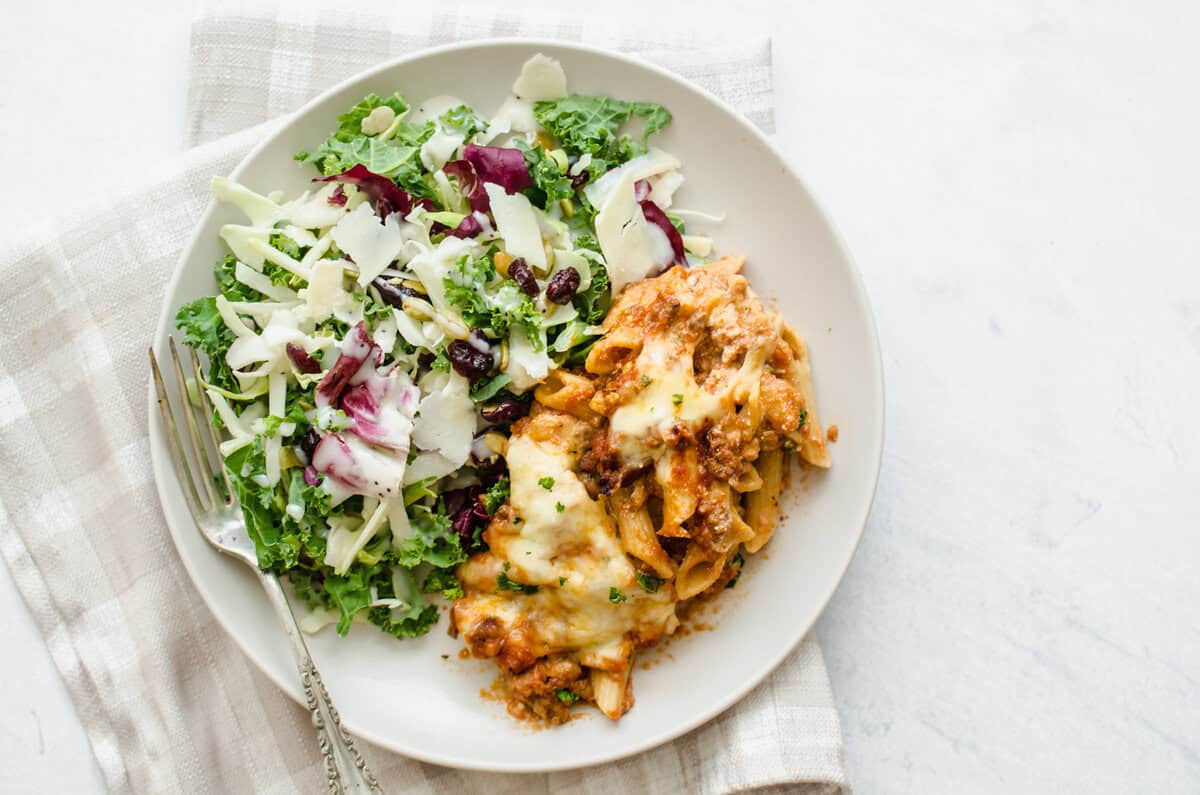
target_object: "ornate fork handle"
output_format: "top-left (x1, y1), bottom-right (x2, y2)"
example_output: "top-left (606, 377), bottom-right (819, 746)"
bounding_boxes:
top-left (258, 571), bottom-right (383, 794)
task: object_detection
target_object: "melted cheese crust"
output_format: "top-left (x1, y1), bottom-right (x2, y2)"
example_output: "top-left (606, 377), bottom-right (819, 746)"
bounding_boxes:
top-left (452, 409), bottom-right (677, 718)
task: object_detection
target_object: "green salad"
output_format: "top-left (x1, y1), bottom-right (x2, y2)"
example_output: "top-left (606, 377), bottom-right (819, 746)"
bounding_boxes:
top-left (176, 53), bottom-right (709, 639)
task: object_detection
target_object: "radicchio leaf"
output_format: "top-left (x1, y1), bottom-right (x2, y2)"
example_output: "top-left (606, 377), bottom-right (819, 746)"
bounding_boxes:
top-left (442, 213), bottom-right (483, 239)
top-left (443, 159), bottom-right (489, 211)
top-left (286, 342), bottom-right (321, 374)
top-left (463, 143), bottom-right (533, 194)
top-left (316, 164), bottom-right (430, 220)
top-left (639, 199), bottom-right (687, 266)
top-left (443, 485), bottom-right (484, 546)
top-left (315, 321), bottom-right (377, 409)
top-left (339, 369), bottom-right (419, 452)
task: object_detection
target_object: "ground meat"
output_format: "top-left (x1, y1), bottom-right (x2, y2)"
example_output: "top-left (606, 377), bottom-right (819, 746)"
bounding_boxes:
top-left (464, 616), bottom-right (506, 658)
top-left (505, 655), bottom-right (591, 725)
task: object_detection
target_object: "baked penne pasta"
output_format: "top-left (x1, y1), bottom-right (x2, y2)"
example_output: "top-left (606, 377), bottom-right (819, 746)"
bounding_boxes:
top-left (452, 253), bottom-right (831, 724)
top-left (745, 448), bottom-right (784, 553)
top-left (611, 487), bottom-right (676, 578)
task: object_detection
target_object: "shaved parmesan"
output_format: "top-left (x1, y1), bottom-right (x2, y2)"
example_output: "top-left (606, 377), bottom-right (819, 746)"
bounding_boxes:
top-left (594, 171), bottom-right (675, 294)
top-left (283, 183), bottom-right (350, 229)
top-left (485, 184), bottom-right (546, 271)
top-left (491, 95), bottom-right (537, 134)
top-left (505, 326), bottom-right (552, 392)
top-left (646, 171), bottom-right (685, 209)
top-left (403, 451), bottom-right (460, 484)
top-left (421, 127), bottom-right (465, 171)
top-left (331, 203), bottom-right (407, 287)
top-left (411, 374), bottom-right (475, 466)
top-left (584, 149), bottom-right (682, 211)
top-left (512, 54), bottom-right (567, 101)
top-left (301, 260), bottom-right (350, 322)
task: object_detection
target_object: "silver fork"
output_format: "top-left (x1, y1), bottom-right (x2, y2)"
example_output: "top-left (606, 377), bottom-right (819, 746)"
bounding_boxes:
top-left (151, 338), bottom-right (382, 794)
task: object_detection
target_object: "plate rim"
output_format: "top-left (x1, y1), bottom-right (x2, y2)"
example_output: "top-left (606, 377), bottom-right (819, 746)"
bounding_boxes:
top-left (148, 36), bottom-right (884, 773)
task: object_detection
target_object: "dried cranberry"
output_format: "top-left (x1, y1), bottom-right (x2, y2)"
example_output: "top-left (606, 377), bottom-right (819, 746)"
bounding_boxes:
top-left (417, 351), bottom-right (436, 370)
top-left (448, 339), bottom-right (494, 380)
top-left (508, 257), bottom-right (539, 296)
top-left (299, 429), bottom-right (321, 460)
top-left (545, 268), bottom-right (581, 304)
top-left (371, 277), bottom-right (423, 309)
top-left (570, 170), bottom-right (589, 190)
top-left (480, 399), bottom-right (530, 424)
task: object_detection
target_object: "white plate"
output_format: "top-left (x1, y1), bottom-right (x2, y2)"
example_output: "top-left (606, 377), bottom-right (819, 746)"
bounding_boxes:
top-left (149, 39), bottom-right (883, 773)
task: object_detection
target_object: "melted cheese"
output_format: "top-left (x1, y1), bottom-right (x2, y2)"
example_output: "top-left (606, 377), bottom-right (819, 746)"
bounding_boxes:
top-left (455, 411), bottom-right (676, 663)
top-left (608, 335), bottom-right (724, 462)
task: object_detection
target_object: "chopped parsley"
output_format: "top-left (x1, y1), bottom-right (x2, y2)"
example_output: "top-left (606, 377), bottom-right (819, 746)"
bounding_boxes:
top-left (538, 476), bottom-right (555, 490)
top-left (558, 576), bottom-right (567, 586)
top-left (555, 502), bottom-right (565, 513)
top-left (798, 408), bottom-right (808, 429)
top-left (726, 550), bottom-right (746, 590)
top-left (481, 476), bottom-right (510, 515)
top-left (640, 375), bottom-right (654, 388)
top-left (608, 587), bottom-right (627, 604)
top-left (671, 393), bottom-right (684, 405)
top-left (555, 688), bottom-right (579, 704)
top-left (496, 563), bottom-right (538, 594)
top-left (636, 573), bottom-right (665, 593)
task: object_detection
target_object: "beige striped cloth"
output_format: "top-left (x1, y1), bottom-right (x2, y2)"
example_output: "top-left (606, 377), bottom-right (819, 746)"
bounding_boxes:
top-left (0, 2), bottom-right (848, 792)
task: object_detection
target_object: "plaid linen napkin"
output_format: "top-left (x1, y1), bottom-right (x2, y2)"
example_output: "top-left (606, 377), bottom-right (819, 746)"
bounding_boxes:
top-left (0, 2), bottom-right (848, 792)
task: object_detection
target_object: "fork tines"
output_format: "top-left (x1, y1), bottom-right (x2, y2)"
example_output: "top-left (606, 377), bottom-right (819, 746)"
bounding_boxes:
top-left (150, 338), bottom-right (234, 520)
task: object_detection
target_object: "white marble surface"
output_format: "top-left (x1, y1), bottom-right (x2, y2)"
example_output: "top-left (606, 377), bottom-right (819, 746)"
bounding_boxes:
top-left (3, 0), bottom-right (1199, 792)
